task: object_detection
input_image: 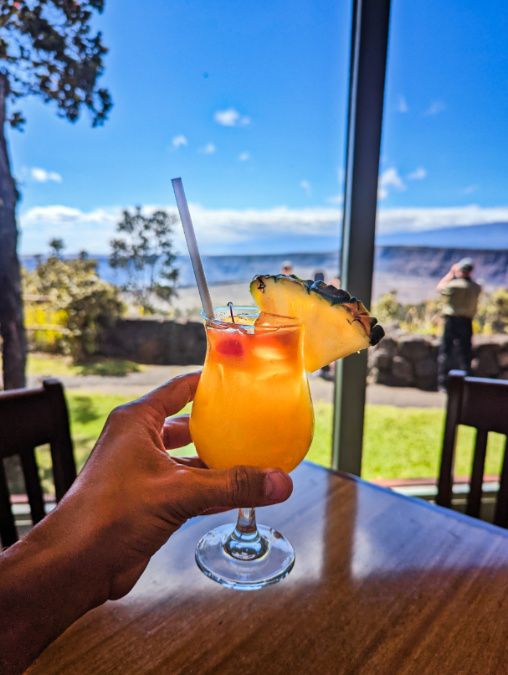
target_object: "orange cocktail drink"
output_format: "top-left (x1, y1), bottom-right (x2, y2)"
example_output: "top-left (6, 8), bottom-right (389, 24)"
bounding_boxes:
top-left (190, 307), bottom-right (314, 473)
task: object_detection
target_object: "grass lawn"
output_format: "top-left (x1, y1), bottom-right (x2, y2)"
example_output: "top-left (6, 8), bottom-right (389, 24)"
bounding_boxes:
top-left (311, 403), bottom-right (505, 481)
top-left (28, 393), bottom-right (505, 495)
top-left (26, 353), bottom-right (143, 378)
top-left (33, 391), bottom-right (135, 494)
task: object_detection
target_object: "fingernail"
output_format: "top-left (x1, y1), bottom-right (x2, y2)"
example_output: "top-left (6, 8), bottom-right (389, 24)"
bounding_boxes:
top-left (265, 471), bottom-right (290, 501)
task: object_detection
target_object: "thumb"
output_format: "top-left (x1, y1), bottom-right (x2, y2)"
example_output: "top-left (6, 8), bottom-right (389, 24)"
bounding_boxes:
top-left (176, 466), bottom-right (293, 517)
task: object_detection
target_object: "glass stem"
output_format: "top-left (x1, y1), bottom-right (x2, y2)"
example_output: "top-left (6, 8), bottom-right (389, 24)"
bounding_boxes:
top-left (223, 507), bottom-right (269, 561)
top-left (236, 507), bottom-right (257, 534)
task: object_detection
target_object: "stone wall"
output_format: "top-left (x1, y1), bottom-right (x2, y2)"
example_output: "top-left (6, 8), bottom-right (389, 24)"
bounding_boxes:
top-left (368, 326), bottom-right (508, 390)
top-left (98, 318), bottom-right (207, 365)
top-left (99, 318), bottom-right (508, 390)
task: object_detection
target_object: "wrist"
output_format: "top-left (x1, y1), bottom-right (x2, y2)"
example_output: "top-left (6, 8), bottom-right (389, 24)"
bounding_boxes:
top-left (32, 491), bottom-right (113, 608)
top-left (0, 498), bottom-right (111, 672)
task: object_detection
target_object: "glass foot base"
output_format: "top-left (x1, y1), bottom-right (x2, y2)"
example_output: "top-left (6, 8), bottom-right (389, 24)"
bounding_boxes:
top-left (195, 523), bottom-right (295, 591)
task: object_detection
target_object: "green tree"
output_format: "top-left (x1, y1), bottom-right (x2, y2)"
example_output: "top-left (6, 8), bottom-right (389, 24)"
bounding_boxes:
top-left (0, 1), bottom-right (111, 389)
top-left (110, 207), bottom-right (180, 313)
top-left (24, 242), bottom-right (124, 361)
top-left (48, 238), bottom-right (65, 259)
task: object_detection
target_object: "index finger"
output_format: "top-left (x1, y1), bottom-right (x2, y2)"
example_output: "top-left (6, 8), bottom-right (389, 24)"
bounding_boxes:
top-left (129, 372), bottom-right (201, 427)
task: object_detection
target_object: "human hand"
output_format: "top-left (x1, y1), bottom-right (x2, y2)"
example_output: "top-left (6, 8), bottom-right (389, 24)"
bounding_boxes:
top-left (0, 373), bottom-right (294, 672)
top-left (43, 373), bottom-right (293, 602)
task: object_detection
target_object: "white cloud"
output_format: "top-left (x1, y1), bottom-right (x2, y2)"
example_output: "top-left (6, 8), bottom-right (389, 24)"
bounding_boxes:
top-left (460, 184), bottom-right (479, 195)
top-left (214, 108), bottom-right (250, 127)
top-left (300, 180), bottom-right (311, 195)
top-left (378, 167), bottom-right (406, 199)
top-left (380, 168), bottom-right (406, 191)
top-left (407, 167), bottom-right (427, 180)
top-left (326, 193), bottom-right (343, 205)
top-left (178, 204), bottom-right (341, 251)
top-left (31, 167), bottom-right (62, 183)
top-left (238, 152), bottom-right (250, 161)
top-left (424, 101), bottom-right (445, 116)
top-left (19, 205), bottom-right (120, 254)
top-left (172, 135), bottom-right (188, 148)
top-left (18, 202), bottom-right (508, 256)
top-left (19, 203), bottom-right (341, 255)
top-left (200, 143), bottom-right (216, 154)
top-left (377, 204), bottom-right (508, 235)
top-left (395, 95), bottom-right (408, 113)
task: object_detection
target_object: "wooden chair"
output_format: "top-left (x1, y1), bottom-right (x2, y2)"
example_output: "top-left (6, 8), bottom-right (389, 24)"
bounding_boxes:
top-left (0, 378), bottom-right (77, 548)
top-left (436, 370), bottom-right (508, 528)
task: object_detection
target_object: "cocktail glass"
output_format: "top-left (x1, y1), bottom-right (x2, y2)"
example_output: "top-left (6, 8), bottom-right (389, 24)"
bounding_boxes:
top-left (190, 306), bottom-right (314, 590)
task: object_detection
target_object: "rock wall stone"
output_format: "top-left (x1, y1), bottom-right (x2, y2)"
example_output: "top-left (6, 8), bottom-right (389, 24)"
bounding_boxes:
top-left (368, 329), bottom-right (508, 390)
top-left (98, 318), bottom-right (207, 365)
top-left (98, 318), bottom-right (508, 390)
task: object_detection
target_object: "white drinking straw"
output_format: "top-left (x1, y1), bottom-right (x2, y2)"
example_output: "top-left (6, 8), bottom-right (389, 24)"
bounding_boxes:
top-left (171, 177), bottom-right (214, 318)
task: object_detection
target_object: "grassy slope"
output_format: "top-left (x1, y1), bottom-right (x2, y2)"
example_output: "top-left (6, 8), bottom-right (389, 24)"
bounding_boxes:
top-left (29, 394), bottom-right (504, 495)
top-left (34, 391), bottom-right (133, 494)
top-left (310, 402), bottom-right (505, 480)
top-left (27, 353), bottom-right (143, 377)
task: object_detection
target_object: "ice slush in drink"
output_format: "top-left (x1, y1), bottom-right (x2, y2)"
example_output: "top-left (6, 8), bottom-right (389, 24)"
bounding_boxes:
top-left (190, 308), bottom-right (314, 473)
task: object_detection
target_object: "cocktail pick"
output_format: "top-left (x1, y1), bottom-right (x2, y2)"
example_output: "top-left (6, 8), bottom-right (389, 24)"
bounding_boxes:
top-left (227, 301), bottom-right (236, 323)
top-left (171, 177), bottom-right (214, 319)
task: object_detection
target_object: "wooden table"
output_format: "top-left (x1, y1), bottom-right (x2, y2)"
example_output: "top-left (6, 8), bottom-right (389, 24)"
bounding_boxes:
top-left (29, 462), bottom-right (508, 674)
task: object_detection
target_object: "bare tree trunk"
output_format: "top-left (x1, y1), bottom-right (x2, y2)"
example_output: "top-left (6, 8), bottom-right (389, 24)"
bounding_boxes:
top-left (0, 72), bottom-right (26, 390)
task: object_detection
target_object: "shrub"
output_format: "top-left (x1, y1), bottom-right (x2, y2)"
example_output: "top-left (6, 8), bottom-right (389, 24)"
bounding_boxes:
top-left (373, 289), bottom-right (508, 336)
top-left (476, 288), bottom-right (508, 335)
top-left (23, 249), bottom-right (124, 360)
top-left (372, 292), bottom-right (441, 335)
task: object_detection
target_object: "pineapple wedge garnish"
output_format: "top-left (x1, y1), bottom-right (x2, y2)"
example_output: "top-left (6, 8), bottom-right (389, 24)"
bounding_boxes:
top-left (250, 274), bottom-right (384, 373)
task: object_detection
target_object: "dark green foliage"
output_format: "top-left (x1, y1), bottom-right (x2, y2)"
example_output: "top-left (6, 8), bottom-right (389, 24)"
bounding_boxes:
top-left (373, 289), bottom-right (508, 336)
top-left (477, 289), bottom-right (508, 335)
top-left (110, 207), bottom-right (180, 313)
top-left (0, 1), bottom-right (111, 389)
top-left (0, 0), bottom-right (112, 128)
top-left (372, 291), bottom-right (407, 323)
top-left (24, 241), bottom-right (124, 361)
top-left (48, 237), bottom-right (65, 258)
top-left (74, 359), bottom-right (141, 377)
top-left (64, 284), bottom-right (124, 361)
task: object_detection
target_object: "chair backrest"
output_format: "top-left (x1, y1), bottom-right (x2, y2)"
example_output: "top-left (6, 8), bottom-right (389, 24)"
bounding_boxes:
top-left (0, 378), bottom-right (76, 547)
top-left (436, 370), bottom-right (508, 528)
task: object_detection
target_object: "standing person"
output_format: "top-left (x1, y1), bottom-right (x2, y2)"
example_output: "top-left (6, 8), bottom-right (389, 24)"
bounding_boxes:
top-left (436, 258), bottom-right (482, 390)
top-left (281, 260), bottom-right (293, 275)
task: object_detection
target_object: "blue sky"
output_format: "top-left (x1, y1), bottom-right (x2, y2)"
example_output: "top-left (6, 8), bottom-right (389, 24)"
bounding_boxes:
top-left (9, 0), bottom-right (508, 255)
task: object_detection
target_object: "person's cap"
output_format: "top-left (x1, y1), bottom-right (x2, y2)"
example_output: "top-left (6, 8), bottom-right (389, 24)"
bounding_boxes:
top-left (282, 260), bottom-right (292, 269)
top-left (458, 257), bottom-right (474, 271)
